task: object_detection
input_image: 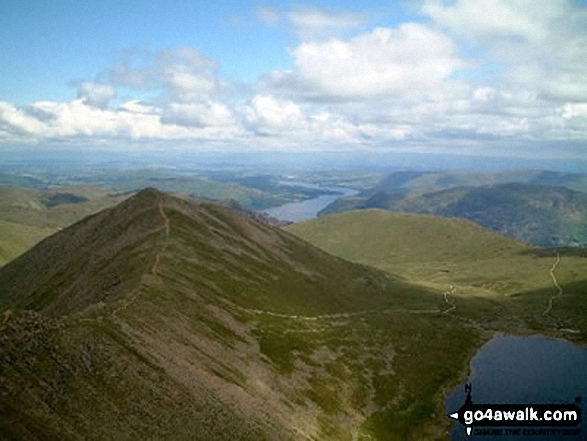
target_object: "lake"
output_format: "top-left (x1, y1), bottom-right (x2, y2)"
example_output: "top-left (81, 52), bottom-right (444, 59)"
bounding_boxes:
top-left (264, 181), bottom-right (358, 223)
top-left (446, 334), bottom-right (587, 440)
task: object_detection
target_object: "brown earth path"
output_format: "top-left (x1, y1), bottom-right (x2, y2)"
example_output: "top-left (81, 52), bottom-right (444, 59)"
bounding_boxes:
top-left (543, 253), bottom-right (562, 315)
top-left (111, 199), bottom-right (170, 318)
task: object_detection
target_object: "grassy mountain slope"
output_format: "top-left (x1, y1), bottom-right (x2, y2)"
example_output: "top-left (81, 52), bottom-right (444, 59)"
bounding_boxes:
top-left (0, 189), bottom-right (484, 440)
top-left (287, 209), bottom-right (587, 334)
top-left (0, 220), bottom-right (57, 267)
top-left (0, 186), bottom-right (128, 229)
top-left (321, 183), bottom-right (587, 247)
top-left (0, 186), bottom-right (128, 267)
top-left (374, 170), bottom-right (587, 195)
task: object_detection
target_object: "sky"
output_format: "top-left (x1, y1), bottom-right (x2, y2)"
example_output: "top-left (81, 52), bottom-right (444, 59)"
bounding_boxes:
top-left (1, 0), bottom-right (586, 161)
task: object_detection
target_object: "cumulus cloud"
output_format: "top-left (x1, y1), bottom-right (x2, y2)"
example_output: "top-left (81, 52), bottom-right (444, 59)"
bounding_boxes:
top-left (162, 101), bottom-right (236, 128)
top-left (77, 82), bottom-right (117, 109)
top-left (423, 0), bottom-right (587, 101)
top-left (245, 95), bottom-right (306, 132)
top-left (118, 100), bottom-right (158, 115)
top-left (288, 6), bottom-right (367, 40)
top-left (0, 98), bottom-right (242, 143)
top-left (423, 0), bottom-right (553, 42)
top-left (2, 1), bottom-right (587, 155)
top-left (157, 48), bottom-right (220, 102)
top-left (0, 101), bottom-right (47, 140)
top-left (110, 47), bottom-right (220, 103)
top-left (266, 23), bottom-right (465, 101)
top-left (562, 103), bottom-right (587, 119)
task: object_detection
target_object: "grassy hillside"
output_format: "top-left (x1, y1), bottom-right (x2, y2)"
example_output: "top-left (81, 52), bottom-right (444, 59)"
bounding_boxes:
top-left (0, 186), bottom-right (128, 229)
top-left (0, 186), bottom-right (129, 267)
top-left (321, 183), bottom-right (587, 247)
top-left (288, 209), bottom-right (587, 335)
top-left (0, 189), bottom-right (487, 440)
top-left (0, 220), bottom-right (57, 266)
top-left (374, 170), bottom-right (587, 195)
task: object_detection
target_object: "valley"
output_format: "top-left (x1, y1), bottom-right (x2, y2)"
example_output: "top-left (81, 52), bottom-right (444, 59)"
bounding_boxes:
top-left (3, 1), bottom-right (587, 439)
top-left (0, 170), bottom-right (585, 440)
top-left (0, 189), bottom-right (488, 440)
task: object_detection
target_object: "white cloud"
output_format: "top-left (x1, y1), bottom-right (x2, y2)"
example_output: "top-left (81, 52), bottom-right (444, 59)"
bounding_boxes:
top-left (562, 103), bottom-right (587, 119)
top-left (268, 23), bottom-right (465, 101)
top-left (472, 87), bottom-right (496, 103)
top-left (162, 101), bottom-right (236, 128)
top-left (3, 3), bottom-right (587, 158)
top-left (77, 82), bottom-right (117, 109)
top-left (245, 95), bottom-right (306, 132)
top-left (288, 6), bottom-right (367, 40)
top-left (423, 0), bottom-right (587, 102)
top-left (423, 0), bottom-right (552, 42)
top-left (110, 48), bottom-right (220, 103)
top-left (158, 48), bottom-right (220, 102)
top-left (0, 99), bottom-right (242, 143)
top-left (118, 100), bottom-right (158, 114)
top-left (0, 101), bottom-right (47, 139)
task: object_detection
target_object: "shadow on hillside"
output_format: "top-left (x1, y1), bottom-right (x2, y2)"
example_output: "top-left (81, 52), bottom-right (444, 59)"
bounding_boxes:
top-left (517, 247), bottom-right (587, 258)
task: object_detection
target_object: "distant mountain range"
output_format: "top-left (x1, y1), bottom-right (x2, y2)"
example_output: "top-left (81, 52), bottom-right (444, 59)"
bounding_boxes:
top-left (373, 170), bottom-right (587, 195)
top-left (321, 177), bottom-right (587, 247)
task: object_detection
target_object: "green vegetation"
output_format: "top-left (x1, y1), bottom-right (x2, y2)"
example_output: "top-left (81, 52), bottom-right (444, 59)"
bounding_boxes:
top-left (1, 189), bottom-right (585, 440)
top-left (0, 186), bottom-right (128, 229)
top-left (288, 209), bottom-right (587, 334)
top-left (289, 209), bottom-right (587, 435)
top-left (0, 186), bottom-right (129, 267)
top-left (0, 220), bottom-right (56, 266)
top-left (321, 182), bottom-right (587, 247)
top-left (1, 189), bottom-right (478, 440)
top-left (372, 170), bottom-right (587, 195)
top-left (54, 169), bottom-right (324, 210)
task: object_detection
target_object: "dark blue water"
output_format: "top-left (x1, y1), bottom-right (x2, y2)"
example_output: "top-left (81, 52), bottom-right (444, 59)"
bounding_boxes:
top-left (446, 334), bottom-right (587, 440)
top-left (265, 181), bottom-right (358, 223)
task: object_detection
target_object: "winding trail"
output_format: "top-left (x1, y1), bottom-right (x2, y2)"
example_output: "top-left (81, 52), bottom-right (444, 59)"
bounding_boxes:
top-left (543, 253), bottom-right (562, 315)
top-left (112, 199), bottom-right (170, 318)
top-left (240, 289), bottom-right (458, 321)
top-left (243, 306), bottom-right (444, 321)
top-left (85, 198), bottom-right (461, 324)
top-left (151, 200), bottom-right (171, 278)
top-left (443, 285), bottom-right (457, 314)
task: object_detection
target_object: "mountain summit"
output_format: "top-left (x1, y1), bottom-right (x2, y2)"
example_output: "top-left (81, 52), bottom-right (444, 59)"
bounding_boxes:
top-left (1, 189), bottom-right (453, 440)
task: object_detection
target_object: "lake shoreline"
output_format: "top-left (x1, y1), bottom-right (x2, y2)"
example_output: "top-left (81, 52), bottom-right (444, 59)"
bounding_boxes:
top-left (445, 332), bottom-right (587, 440)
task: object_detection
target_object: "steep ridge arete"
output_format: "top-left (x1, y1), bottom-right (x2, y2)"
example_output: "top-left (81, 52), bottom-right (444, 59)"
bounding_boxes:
top-left (0, 188), bottom-right (450, 440)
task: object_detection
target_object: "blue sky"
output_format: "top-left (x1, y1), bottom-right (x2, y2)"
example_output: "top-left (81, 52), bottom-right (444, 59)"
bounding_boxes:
top-left (1, 0), bottom-right (586, 161)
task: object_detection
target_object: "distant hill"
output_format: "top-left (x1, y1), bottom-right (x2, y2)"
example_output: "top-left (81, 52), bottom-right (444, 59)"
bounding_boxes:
top-left (1, 188), bottom-right (481, 440)
top-left (288, 210), bottom-right (545, 294)
top-left (0, 186), bottom-right (128, 266)
top-left (0, 220), bottom-right (56, 267)
top-left (321, 183), bottom-right (587, 247)
top-left (372, 170), bottom-right (587, 195)
top-left (287, 209), bottom-right (587, 331)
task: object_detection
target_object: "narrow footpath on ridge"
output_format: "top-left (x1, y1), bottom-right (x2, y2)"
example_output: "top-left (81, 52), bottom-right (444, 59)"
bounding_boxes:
top-left (543, 253), bottom-right (563, 316)
top-left (112, 199), bottom-right (171, 318)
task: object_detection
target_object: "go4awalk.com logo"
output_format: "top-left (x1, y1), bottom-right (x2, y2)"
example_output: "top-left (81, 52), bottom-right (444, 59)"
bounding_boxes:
top-left (448, 384), bottom-right (582, 437)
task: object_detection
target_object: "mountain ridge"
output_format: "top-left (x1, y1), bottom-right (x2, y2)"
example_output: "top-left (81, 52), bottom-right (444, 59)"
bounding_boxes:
top-left (2, 188), bottom-right (475, 440)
